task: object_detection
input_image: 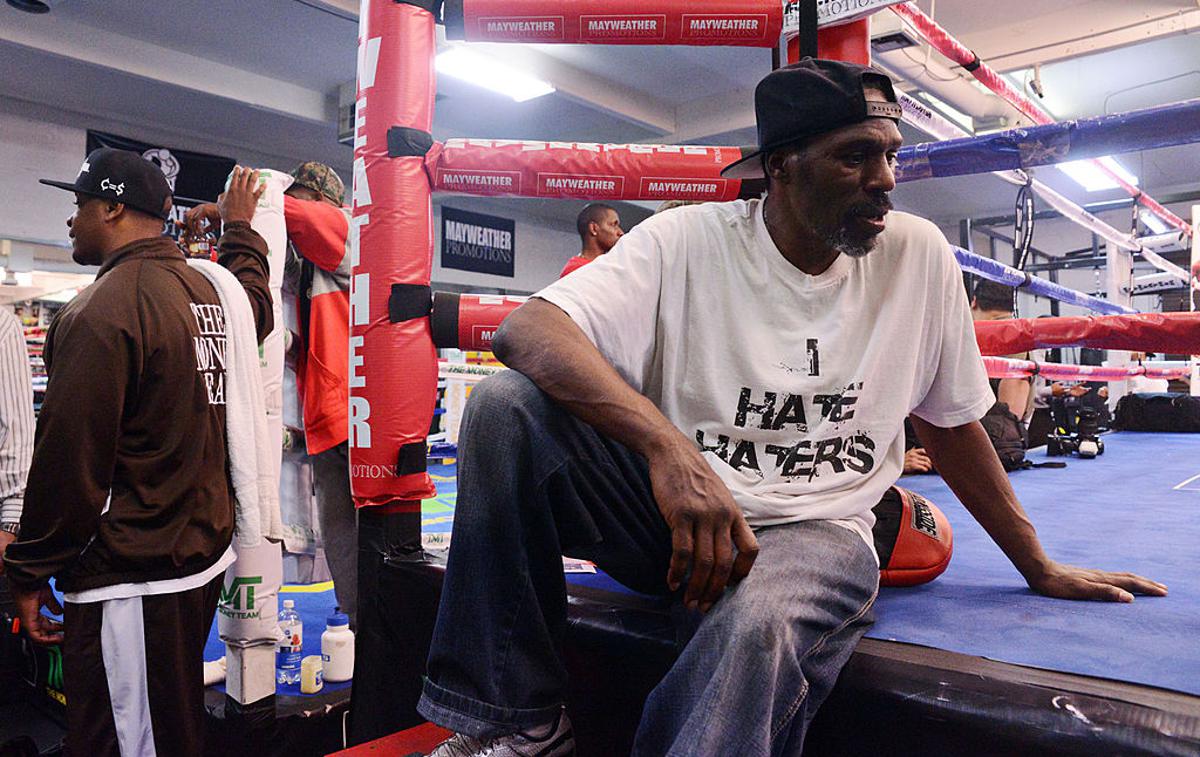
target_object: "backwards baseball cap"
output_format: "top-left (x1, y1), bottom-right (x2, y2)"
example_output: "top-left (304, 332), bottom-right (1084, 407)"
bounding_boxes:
top-left (721, 58), bottom-right (901, 180)
top-left (40, 148), bottom-right (173, 220)
top-left (290, 161), bottom-right (345, 206)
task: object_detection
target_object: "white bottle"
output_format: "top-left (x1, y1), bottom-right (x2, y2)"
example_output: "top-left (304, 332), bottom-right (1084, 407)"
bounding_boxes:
top-left (320, 610), bottom-right (355, 683)
top-left (276, 599), bottom-right (303, 685)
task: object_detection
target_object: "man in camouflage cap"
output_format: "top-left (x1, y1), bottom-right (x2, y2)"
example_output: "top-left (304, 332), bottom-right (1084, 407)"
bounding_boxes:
top-left (186, 160), bottom-right (357, 622)
top-left (288, 161), bottom-right (345, 207)
top-left (279, 162), bottom-right (360, 627)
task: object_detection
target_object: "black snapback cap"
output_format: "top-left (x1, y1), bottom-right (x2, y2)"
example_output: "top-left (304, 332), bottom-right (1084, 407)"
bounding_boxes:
top-left (40, 148), bottom-right (173, 220)
top-left (722, 58), bottom-right (901, 180)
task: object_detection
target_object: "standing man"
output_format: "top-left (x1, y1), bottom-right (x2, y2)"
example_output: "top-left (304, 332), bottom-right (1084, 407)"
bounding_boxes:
top-left (559, 203), bottom-right (623, 278)
top-left (421, 60), bottom-right (1165, 756)
top-left (0, 305), bottom-right (34, 569)
top-left (4, 152), bottom-right (272, 756)
top-left (185, 162), bottom-right (357, 626)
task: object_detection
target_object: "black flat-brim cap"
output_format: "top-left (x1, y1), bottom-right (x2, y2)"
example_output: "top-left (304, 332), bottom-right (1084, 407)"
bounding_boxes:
top-left (40, 147), bottom-right (173, 220)
top-left (721, 58), bottom-right (901, 181)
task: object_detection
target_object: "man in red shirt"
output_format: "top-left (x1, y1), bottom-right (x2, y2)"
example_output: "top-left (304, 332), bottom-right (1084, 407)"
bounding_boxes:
top-left (559, 203), bottom-right (623, 278)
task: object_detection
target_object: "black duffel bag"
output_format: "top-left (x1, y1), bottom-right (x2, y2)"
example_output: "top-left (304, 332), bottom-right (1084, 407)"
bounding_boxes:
top-left (980, 401), bottom-right (1029, 471)
top-left (1113, 392), bottom-right (1200, 432)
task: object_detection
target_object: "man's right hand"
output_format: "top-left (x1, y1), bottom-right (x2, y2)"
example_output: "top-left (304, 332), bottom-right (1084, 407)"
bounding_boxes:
top-left (217, 166), bottom-right (265, 226)
top-left (647, 437), bottom-right (758, 613)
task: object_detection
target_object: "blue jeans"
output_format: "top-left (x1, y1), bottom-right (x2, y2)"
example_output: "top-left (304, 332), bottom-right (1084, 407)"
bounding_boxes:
top-left (418, 371), bottom-right (879, 755)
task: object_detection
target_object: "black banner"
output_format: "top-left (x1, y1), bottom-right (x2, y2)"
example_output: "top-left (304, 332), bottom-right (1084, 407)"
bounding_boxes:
top-left (441, 206), bottom-right (515, 277)
top-left (86, 131), bottom-right (237, 238)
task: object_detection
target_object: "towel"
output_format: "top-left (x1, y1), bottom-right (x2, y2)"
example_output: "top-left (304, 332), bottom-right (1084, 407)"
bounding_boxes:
top-left (188, 258), bottom-right (284, 546)
top-left (203, 656), bottom-right (227, 687)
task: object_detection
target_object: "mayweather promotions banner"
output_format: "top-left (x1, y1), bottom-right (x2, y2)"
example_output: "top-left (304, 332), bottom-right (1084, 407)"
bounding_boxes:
top-left (441, 206), bottom-right (516, 277)
top-left (86, 130), bottom-right (237, 236)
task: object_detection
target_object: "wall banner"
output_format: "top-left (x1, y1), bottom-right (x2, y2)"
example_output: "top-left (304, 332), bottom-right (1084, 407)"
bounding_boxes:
top-left (441, 206), bottom-right (516, 277)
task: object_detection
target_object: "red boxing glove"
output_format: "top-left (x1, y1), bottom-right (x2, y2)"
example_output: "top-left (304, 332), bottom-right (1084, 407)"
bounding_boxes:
top-left (872, 485), bottom-right (953, 587)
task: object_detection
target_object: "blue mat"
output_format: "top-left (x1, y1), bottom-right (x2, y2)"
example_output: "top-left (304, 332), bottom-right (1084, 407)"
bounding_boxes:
top-left (882, 432), bottom-right (1197, 695)
top-left (423, 434), bottom-right (1198, 697)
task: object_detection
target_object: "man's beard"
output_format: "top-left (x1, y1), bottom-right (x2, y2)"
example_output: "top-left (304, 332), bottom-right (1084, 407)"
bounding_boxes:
top-left (825, 225), bottom-right (877, 258)
top-left (826, 195), bottom-right (893, 258)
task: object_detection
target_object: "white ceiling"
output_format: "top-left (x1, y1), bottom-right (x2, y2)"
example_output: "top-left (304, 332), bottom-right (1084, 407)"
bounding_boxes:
top-left (1, 0), bottom-right (1199, 236)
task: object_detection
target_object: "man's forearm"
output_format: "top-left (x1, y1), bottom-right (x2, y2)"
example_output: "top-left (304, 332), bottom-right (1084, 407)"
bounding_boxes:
top-left (909, 416), bottom-right (1051, 582)
top-left (493, 298), bottom-right (686, 458)
top-left (997, 378), bottom-right (1030, 415)
top-left (217, 221), bottom-right (274, 343)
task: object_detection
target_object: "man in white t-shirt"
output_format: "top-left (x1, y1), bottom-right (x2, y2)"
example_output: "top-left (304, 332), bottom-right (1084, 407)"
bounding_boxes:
top-left (420, 59), bottom-right (1165, 757)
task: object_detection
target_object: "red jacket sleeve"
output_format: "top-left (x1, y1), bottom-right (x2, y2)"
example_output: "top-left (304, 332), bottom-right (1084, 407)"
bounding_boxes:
top-left (283, 195), bottom-right (350, 273)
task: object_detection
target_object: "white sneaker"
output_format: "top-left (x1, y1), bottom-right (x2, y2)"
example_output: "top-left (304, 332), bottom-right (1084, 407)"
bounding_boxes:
top-left (427, 709), bottom-right (575, 757)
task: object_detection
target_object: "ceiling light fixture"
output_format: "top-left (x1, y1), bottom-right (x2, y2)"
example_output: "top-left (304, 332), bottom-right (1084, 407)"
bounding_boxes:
top-left (1139, 209), bottom-right (1169, 235)
top-left (5, 0), bottom-right (53, 13)
top-left (1056, 156), bottom-right (1138, 193)
top-left (435, 47), bottom-right (555, 103)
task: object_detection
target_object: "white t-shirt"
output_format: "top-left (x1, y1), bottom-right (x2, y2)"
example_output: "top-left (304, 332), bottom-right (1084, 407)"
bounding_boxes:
top-left (536, 199), bottom-right (993, 560)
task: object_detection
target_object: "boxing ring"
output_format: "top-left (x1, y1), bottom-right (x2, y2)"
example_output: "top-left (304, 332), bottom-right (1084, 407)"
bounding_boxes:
top-left (335, 0), bottom-right (1200, 754)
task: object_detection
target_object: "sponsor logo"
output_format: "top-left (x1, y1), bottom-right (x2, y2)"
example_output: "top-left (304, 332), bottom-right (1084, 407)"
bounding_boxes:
top-left (580, 14), bottom-right (665, 41)
top-left (537, 173), bottom-right (625, 198)
top-left (682, 14), bottom-right (768, 41)
top-left (479, 16), bottom-right (564, 41)
top-left (352, 462), bottom-right (400, 480)
top-left (142, 147), bottom-right (181, 191)
top-left (100, 178), bottom-right (125, 195)
top-left (472, 325), bottom-right (500, 346)
top-left (639, 177), bottom-right (728, 200)
top-left (909, 493), bottom-right (940, 540)
top-left (78, 160), bottom-right (90, 175)
top-left (437, 169), bottom-right (521, 194)
top-left (219, 576), bottom-right (264, 619)
top-left (784, 0), bottom-right (905, 33)
top-left (443, 139), bottom-right (720, 159)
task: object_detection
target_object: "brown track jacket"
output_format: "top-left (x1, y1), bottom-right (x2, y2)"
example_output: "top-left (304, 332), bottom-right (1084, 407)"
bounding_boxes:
top-left (3, 223), bottom-right (271, 592)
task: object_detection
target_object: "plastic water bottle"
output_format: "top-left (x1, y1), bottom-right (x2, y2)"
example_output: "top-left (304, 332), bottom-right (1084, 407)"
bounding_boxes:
top-left (320, 610), bottom-right (355, 683)
top-left (276, 599), bottom-right (303, 685)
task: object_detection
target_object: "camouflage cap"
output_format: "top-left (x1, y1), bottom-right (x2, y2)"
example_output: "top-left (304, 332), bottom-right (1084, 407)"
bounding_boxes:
top-left (290, 161), bottom-right (345, 205)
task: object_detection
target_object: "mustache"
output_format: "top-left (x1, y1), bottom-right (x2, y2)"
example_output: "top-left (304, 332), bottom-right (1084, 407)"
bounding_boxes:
top-left (849, 194), bottom-right (893, 217)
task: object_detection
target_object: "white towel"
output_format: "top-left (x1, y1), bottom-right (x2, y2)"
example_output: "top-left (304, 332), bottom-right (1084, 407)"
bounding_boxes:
top-left (188, 259), bottom-right (284, 546)
top-left (203, 656), bottom-right (227, 687)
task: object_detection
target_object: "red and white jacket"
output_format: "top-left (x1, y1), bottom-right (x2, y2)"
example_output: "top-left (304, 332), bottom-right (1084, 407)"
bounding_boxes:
top-left (284, 196), bottom-right (351, 456)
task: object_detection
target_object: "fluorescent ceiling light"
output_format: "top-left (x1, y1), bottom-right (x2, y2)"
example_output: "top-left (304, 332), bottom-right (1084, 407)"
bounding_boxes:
top-left (913, 91), bottom-right (975, 133)
top-left (435, 47), bottom-right (555, 103)
top-left (1139, 209), bottom-right (1169, 235)
top-left (1057, 156), bottom-right (1138, 192)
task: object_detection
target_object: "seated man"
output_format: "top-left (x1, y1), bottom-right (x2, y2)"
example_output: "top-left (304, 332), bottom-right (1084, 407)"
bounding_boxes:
top-left (421, 60), bottom-right (1165, 757)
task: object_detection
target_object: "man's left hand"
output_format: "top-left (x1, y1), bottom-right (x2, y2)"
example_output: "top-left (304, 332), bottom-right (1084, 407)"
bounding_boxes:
top-left (12, 582), bottom-right (64, 646)
top-left (0, 530), bottom-right (14, 576)
top-left (181, 202), bottom-right (222, 241)
top-left (1027, 561), bottom-right (1167, 602)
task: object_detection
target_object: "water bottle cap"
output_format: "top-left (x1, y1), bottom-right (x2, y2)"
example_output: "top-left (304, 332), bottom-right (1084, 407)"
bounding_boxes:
top-left (326, 611), bottom-right (350, 628)
top-left (283, 599), bottom-right (295, 608)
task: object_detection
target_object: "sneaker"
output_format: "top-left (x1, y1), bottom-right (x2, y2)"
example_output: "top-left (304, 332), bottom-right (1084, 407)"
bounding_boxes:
top-left (427, 709), bottom-right (575, 757)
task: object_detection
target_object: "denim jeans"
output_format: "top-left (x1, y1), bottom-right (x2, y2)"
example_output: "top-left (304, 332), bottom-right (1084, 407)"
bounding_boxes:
top-left (418, 371), bottom-right (879, 755)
